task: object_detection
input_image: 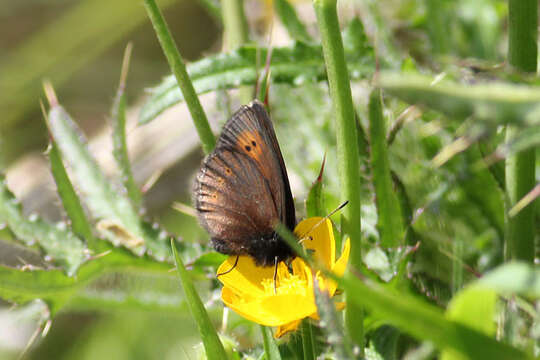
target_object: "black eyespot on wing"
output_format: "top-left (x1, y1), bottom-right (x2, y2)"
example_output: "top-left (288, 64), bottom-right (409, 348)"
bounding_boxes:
top-left (245, 145), bottom-right (251, 151)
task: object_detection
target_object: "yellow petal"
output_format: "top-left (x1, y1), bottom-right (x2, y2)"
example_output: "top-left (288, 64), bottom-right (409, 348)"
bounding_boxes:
top-left (308, 301), bottom-right (346, 321)
top-left (222, 286), bottom-right (315, 327)
top-left (332, 237), bottom-right (351, 277)
top-left (217, 256), bottom-right (275, 297)
top-left (294, 217), bottom-right (335, 269)
top-left (291, 257), bottom-right (313, 287)
top-left (275, 319), bottom-right (302, 338)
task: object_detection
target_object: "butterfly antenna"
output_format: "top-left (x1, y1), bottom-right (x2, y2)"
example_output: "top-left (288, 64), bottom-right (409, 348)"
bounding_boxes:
top-left (298, 200), bottom-right (349, 243)
top-left (217, 255), bottom-right (239, 277)
top-left (273, 256), bottom-right (278, 295)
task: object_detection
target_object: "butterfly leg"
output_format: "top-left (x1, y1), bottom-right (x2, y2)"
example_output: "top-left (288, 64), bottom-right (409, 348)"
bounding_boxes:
top-left (217, 255), bottom-right (240, 277)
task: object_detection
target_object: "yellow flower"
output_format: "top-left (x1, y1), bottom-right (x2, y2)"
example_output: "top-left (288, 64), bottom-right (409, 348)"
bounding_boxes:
top-left (217, 217), bottom-right (351, 338)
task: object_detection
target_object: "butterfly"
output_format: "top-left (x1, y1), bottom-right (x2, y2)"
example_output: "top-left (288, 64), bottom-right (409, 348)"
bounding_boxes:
top-left (194, 100), bottom-right (296, 270)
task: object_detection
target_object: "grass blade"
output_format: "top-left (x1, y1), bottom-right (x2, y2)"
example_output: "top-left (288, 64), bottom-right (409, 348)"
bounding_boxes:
top-left (368, 90), bottom-right (405, 247)
top-left (170, 239), bottom-right (227, 360)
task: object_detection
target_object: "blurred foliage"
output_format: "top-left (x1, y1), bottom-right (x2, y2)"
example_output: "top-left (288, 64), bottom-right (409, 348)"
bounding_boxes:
top-left (0, 0), bottom-right (539, 359)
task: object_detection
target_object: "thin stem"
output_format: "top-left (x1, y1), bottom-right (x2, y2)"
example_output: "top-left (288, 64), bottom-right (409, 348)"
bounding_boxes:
top-left (221, 0), bottom-right (249, 50)
top-left (221, 0), bottom-right (251, 103)
top-left (143, 0), bottom-right (215, 154)
top-left (260, 325), bottom-right (282, 360)
top-left (505, 0), bottom-right (537, 262)
top-left (313, 0), bottom-right (363, 351)
top-left (301, 320), bottom-right (316, 360)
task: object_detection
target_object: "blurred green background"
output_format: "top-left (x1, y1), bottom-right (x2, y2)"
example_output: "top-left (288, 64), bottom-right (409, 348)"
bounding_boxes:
top-left (3, 0), bottom-right (536, 358)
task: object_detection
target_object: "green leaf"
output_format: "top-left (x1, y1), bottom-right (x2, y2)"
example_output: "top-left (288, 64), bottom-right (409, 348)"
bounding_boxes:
top-left (139, 21), bottom-right (374, 124)
top-left (441, 287), bottom-right (497, 360)
top-left (46, 104), bottom-right (169, 260)
top-left (261, 325), bottom-right (282, 360)
top-left (377, 72), bottom-right (540, 126)
top-left (48, 140), bottom-right (97, 248)
top-left (0, 176), bottom-right (87, 276)
top-left (191, 252), bottom-right (228, 269)
top-left (0, 265), bottom-right (76, 314)
top-left (496, 125), bottom-right (540, 158)
top-left (339, 274), bottom-right (528, 359)
top-left (301, 320), bottom-right (316, 360)
top-left (368, 90), bottom-right (405, 247)
top-left (170, 239), bottom-right (227, 360)
top-left (273, 0), bottom-right (312, 43)
top-left (370, 325), bottom-right (400, 360)
top-left (305, 157), bottom-right (325, 218)
top-left (111, 45), bottom-right (143, 210)
top-left (476, 262), bottom-right (540, 298)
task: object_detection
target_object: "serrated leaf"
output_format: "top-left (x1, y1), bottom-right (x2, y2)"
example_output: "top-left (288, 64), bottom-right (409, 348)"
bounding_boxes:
top-left (46, 105), bottom-right (169, 260)
top-left (368, 90), bottom-right (405, 247)
top-left (139, 20), bottom-right (374, 124)
top-left (273, 0), bottom-right (312, 43)
top-left (377, 72), bottom-right (540, 126)
top-left (0, 176), bottom-right (86, 275)
top-left (48, 141), bottom-right (96, 247)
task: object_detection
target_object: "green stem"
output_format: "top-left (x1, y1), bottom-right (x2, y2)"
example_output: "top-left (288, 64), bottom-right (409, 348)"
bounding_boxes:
top-left (505, 0), bottom-right (537, 262)
top-left (260, 325), bottom-right (282, 360)
top-left (143, 0), bottom-right (216, 154)
top-left (221, 0), bottom-right (248, 50)
top-left (171, 240), bottom-right (227, 359)
top-left (313, 0), bottom-right (363, 351)
top-left (221, 0), bottom-right (251, 103)
top-left (508, 0), bottom-right (537, 73)
top-left (301, 320), bottom-right (316, 360)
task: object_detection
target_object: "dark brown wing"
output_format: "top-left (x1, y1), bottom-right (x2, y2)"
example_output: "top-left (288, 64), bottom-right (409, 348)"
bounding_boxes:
top-left (194, 100), bottom-right (295, 258)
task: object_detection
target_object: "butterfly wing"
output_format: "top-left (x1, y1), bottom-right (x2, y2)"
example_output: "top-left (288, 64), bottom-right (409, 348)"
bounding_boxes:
top-left (194, 100), bottom-right (295, 265)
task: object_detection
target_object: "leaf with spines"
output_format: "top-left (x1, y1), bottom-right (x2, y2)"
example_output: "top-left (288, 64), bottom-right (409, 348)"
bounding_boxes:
top-left (0, 176), bottom-right (87, 275)
top-left (48, 140), bottom-right (97, 248)
top-left (45, 99), bottom-right (169, 260)
top-left (139, 19), bottom-right (374, 124)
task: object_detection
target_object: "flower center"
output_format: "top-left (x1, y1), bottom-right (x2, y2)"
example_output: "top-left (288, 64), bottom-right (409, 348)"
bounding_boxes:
top-left (262, 274), bottom-right (308, 297)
